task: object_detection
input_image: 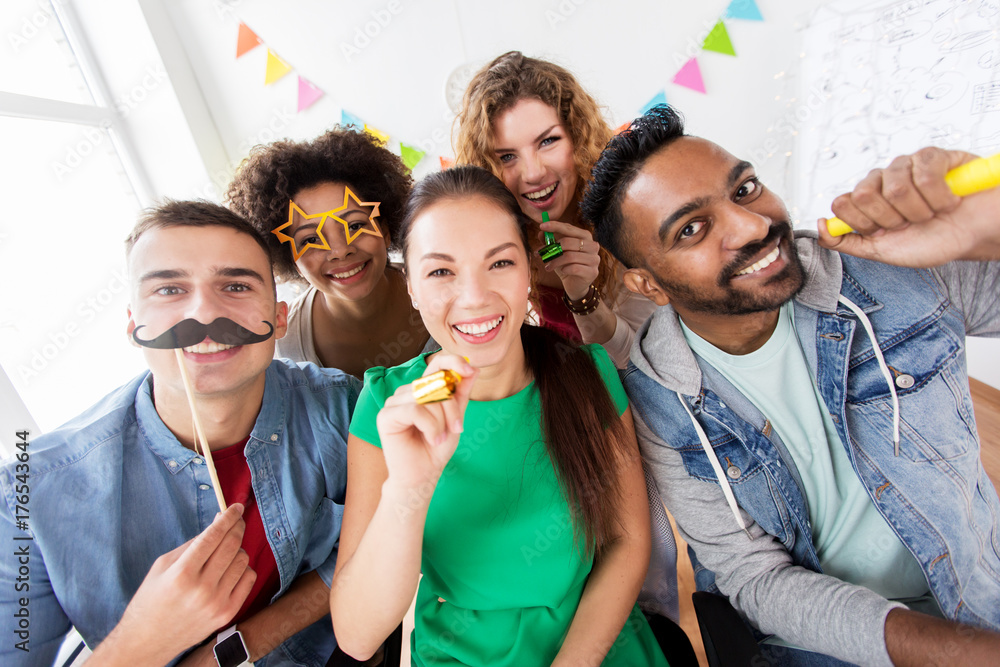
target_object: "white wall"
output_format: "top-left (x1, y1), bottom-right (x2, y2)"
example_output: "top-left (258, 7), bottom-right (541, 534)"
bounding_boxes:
top-left (152, 0), bottom-right (998, 387)
top-left (156, 0), bottom-right (829, 194)
top-left (4, 0), bottom-right (995, 434)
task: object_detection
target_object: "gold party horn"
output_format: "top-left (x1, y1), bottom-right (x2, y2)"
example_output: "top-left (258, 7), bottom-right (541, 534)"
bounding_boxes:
top-left (413, 369), bottom-right (463, 404)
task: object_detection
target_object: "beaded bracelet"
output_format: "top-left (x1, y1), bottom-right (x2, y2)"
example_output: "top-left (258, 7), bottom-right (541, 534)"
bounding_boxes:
top-left (562, 284), bottom-right (601, 315)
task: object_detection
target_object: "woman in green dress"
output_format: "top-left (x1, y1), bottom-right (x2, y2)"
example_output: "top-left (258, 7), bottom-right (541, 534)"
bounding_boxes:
top-left (329, 166), bottom-right (669, 666)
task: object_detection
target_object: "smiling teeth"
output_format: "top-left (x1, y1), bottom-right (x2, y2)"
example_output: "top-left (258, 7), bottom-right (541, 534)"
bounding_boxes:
top-left (332, 264), bottom-right (365, 279)
top-left (736, 246), bottom-right (780, 276)
top-left (183, 342), bottom-right (236, 354)
top-left (524, 184), bottom-right (556, 201)
top-left (454, 317), bottom-right (503, 336)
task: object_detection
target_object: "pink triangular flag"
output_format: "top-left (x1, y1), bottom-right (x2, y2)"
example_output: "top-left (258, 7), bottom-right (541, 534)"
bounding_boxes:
top-left (672, 58), bottom-right (706, 94)
top-left (297, 76), bottom-right (324, 112)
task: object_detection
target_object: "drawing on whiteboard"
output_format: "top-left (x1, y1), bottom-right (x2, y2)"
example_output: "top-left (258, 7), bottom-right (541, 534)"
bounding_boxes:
top-left (794, 0), bottom-right (1000, 225)
top-left (972, 81), bottom-right (1000, 112)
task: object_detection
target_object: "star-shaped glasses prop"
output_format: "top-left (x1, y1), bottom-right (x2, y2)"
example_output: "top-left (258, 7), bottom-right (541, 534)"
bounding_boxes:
top-left (271, 187), bottom-right (383, 260)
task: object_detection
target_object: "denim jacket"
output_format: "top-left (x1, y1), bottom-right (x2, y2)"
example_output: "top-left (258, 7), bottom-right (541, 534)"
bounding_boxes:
top-left (0, 359), bottom-right (358, 666)
top-left (624, 234), bottom-right (1000, 665)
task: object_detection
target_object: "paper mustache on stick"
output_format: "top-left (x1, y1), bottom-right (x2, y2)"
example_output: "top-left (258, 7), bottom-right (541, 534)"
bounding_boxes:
top-left (132, 317), bottom-right (274, 349)
top-left (131, 317), bottom-right (275, 512)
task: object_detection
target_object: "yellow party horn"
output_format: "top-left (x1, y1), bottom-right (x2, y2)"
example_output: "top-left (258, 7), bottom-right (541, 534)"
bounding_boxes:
top-left (827, 152), bottom-right (1000, 236)
top-left (413, 369), bottom-right (463, 404)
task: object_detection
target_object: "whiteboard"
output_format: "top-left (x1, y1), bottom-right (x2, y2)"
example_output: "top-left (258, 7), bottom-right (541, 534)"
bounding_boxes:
top-left (796, 0), bottom-right (1000, 224)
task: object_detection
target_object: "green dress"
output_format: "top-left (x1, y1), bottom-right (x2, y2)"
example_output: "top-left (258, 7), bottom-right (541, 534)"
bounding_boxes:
top-left (349, 344), bottom-right (669, 666)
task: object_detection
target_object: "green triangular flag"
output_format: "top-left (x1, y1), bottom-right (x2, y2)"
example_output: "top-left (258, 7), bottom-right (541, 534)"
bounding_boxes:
top-left (702, 20), bottom-right (736, 56)
top-left (400, 143), bottom-right (426, 171)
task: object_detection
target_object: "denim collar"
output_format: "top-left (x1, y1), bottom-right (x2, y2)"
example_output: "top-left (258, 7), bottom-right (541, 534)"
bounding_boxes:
top-left (135, 363), bottom-right (287, 473)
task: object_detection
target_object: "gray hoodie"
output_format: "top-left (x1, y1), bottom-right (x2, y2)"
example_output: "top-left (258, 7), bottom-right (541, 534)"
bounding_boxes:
top-left (628, 232), bottom-right (1000, 666)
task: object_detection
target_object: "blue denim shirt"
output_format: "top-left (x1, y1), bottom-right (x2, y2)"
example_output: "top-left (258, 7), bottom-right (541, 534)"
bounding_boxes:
top-left (0, 359), bottom-right (358, 666)
top-left (624, 236), bottom-right (1000, 647)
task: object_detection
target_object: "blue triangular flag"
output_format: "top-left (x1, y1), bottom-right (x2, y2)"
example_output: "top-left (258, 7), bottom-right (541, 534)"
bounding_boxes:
top-left (641, 91), bottom-right (668, 114)
top-left (341, 110), bottom-right (364, 131)
top-left (724, 0), bottom-right (763, 21)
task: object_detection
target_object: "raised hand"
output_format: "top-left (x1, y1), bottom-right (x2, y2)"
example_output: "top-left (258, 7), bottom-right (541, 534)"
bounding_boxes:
top-left (91, 504), bottom-right (255, 665)
top-left (539, 218), bottom-right (602, 300)
top-left (818, 147), bottom-right (1000, 267)
top-left (376, 355), bottom-right (478, 491)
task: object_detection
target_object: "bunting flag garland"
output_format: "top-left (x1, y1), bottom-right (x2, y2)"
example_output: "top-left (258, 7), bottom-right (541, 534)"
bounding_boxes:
top-left (672, 58), bottom-right (706, 94)
top-left (724, 0), bottom-right (764, 21)
top-left (264, 49), bottom-right (292, 84)
top-left (341, 110), bottom-right (364, 130)
top-left (703, 21), bottom-right (737, 56)
top-left (665, 3), bottom-right (765, 96)
top-left (297, 76), bottom-right (324, 112)
top-left (364, 124), bottom-right (390, 145)
top-left (236, 22), bottom-right (262, 58)
top-left (641, 91), bottom-right (668, 114)
top-left (400, 144), bottom-right (426, 170)
top-left (231, 23), bottom-right (458, 170)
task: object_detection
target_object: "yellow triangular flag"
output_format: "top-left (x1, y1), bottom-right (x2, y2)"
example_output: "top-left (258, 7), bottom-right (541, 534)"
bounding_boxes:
top-left (264, 50), bottom-right (292, 85)
top-left (364, 124), bottom-right (389, 145)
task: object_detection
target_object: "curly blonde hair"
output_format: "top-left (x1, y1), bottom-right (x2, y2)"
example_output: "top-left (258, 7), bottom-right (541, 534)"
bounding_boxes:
top-left (454, 51), bottom-right (619, 298)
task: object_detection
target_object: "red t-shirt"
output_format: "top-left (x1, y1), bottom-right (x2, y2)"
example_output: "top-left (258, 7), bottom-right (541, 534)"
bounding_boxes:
top-left (536, 284), bottom-right (582, 342)
top-left (212, 438), bottom-right (281, 623)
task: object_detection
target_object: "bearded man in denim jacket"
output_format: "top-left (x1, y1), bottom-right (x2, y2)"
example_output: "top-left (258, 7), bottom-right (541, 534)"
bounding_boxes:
top-left (0, 202), bottom-right (357, 666)
top-left (581, 106), bottom-right (1000, 666)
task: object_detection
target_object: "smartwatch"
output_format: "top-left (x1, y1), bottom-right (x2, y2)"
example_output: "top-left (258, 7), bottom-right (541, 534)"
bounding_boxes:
top-left (213, 624), bottom-right (251, 667)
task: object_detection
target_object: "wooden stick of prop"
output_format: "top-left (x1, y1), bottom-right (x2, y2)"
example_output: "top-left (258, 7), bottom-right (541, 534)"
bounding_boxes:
top-left (173, 348), bottom-right (227, 512)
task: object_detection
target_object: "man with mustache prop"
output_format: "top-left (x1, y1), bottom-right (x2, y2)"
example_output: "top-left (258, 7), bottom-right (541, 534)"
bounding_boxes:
top-left (582, 106), bottom-right (1000, 666)
top-left (0, 201), bottom-right (359, 666)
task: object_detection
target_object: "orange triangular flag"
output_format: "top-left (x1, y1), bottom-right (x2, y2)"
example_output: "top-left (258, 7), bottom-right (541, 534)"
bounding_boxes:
top-left (439, 156), bottom-right (455, 170)
top-left (264, 49), bottom-right (292, 85)
top-left (236, 23), bottom-right (262, 58)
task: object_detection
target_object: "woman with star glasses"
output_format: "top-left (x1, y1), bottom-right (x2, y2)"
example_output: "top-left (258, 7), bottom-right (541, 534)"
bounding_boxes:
top-left (227, 128), bottom-right (434, 379)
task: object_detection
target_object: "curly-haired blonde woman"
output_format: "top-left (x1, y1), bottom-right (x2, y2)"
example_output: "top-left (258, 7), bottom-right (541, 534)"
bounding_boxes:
top-left (227, 129), bottom-right (434, 378)
top-left (454, 51), bottom-right (655, 368)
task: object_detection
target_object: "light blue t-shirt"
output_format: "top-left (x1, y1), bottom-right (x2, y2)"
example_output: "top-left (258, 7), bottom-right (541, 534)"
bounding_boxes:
top-left (681, 303), bottom-right (930, 603)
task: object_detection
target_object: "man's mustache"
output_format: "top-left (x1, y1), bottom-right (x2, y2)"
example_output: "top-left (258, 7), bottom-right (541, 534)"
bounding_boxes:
top-left (132, 318), bottom-right (274, 349)
top-left (719, 221), bottom-right (793, 285)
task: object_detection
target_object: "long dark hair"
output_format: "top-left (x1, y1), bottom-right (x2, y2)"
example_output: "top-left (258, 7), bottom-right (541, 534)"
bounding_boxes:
top-left (400, 165), bottom-right (631, 554)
